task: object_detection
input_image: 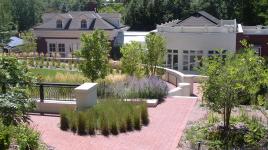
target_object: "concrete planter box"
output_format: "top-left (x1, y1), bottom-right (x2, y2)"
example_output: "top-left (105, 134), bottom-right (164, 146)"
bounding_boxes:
top-left (124, 99), bottom-right (158, 107)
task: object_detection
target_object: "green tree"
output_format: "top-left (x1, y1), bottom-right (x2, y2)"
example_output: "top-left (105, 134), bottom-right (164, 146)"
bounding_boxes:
top-left (18, 31), bottom-right (37, 54)
top-left (0, 56), bottom-right (36, 125)
top-left (197, 0), bottom-right (266, 25)
top-left (0, 57), bottom-right (34, 93)
top-left (144, 33), bottom-right (166, 75)
top-left (199, 41), bottom-right (268, 132)
top-left (121, 42), bottom-right (144, 76)
top-left (124, 0), bottom-right (193, 30)
top-left (78, 30), bottom-right (110, 82)
top-left (0, 0), bottom-right (16, 42)
top-left (99, 3), bottom-right (125, 14)
top-left (11, 0), bottom-right (44, 31)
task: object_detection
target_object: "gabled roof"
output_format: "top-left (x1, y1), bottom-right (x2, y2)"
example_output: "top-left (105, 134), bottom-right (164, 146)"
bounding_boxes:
top-left (160, 11), bottom-right (220, 27)
top-left (176, 16), bottom-right (216, 26)
top-left (198, 11), bottom-right (219, 24)
top-left (35, 11), bottom-right (124, 30)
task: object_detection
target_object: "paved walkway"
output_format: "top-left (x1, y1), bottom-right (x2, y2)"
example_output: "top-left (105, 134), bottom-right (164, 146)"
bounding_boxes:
top-left (30, 97), bottom-right (197, 150)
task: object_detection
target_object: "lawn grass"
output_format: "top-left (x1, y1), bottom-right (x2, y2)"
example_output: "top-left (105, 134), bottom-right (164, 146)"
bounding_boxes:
top-left (29, 68), bottom-right (87, 83)
top-left (29, 68), bottom-right (79, 78)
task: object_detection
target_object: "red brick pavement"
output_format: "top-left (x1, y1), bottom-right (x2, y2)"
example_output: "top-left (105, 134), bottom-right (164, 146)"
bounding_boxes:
top-left (30, 97), bottom-right (197, 150)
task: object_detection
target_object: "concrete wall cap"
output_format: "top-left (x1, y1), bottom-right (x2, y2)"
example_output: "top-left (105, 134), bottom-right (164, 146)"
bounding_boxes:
top-left (75, 83), bottom-right (98, 91)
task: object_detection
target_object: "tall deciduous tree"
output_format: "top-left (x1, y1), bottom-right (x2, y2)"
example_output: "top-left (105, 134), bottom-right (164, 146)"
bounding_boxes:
top-left (124, 0), bottom-right (192, 30)
top-left (78, 30), bottom-right (110, 82)
top-left (144, 33), bottom-right (166, 75)
top-left (11, 0), bottom-right (44, 31)
top-left (121, 41), bottom-right (144, 76)
top-left (0, 0), bottom-right (16, 42)
top-left (199, 41), bottom-right (268, 131)
top-left (197, 0), bottom-right (267, 25)
top-left (18, 31), bottom-right (37, 53)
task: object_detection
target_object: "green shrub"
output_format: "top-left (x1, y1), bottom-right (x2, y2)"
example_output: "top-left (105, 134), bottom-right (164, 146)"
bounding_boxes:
top-left (60, 109), bottom-right (69, 131)
top-left (141, 103), bottom-right (149, 126)
top-left (28, 59), bottom-right (34, 67)
top-left (265, 100), bottom-right (268, 110)
top-left (0, 122), bottom-right (11, 150)
top-left (207, 113), bottom-right (219, 124)
top-left (77, 112), bottom-right (86, 135)
top-left (186, 113), bottom-right (268, 149)
top-left (68, 61), bottom-right (72, 70)
top-left (15, 125), bottom-right (40, 150)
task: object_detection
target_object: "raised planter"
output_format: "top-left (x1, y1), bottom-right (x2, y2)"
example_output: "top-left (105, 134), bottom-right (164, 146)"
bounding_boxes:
top-left (124, 99), bottom-right (158, 107)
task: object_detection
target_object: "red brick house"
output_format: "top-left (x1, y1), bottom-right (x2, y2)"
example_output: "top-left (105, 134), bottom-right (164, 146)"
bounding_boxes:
top-left (237, 25), bottom-right (268, 56)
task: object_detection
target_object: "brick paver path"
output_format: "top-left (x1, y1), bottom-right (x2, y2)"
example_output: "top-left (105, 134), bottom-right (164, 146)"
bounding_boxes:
top-left (30, 97), bottom-right (197, 150)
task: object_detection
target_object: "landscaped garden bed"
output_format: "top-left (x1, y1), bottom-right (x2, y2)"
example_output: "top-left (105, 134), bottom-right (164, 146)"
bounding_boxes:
top-left (181, 107), bottom-right (268, 150)
top-left (60, 99), bottom-right (149, 136)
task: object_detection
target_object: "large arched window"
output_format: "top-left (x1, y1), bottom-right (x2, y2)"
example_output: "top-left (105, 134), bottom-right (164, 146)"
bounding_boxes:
top-left (56, 20), bottom-right (62, 29)
top-left (81, 19), bottom-right (87, 29)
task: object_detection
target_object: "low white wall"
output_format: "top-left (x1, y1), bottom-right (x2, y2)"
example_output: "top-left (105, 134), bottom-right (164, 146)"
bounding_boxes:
top-left (35, 83), bottom-right (98, 114)
top-left (161, 67), bottom-right (206, 96)
top-left (168, 83), bottom-right (191, 96)
top-left (35, 100), bottom-right (76, 114)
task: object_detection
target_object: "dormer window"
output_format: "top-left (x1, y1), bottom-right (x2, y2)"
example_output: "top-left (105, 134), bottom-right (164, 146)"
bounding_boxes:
top-left (56, 20), bottom-right (62, 29)
top-left (81, 20), bottom-right (87, 29)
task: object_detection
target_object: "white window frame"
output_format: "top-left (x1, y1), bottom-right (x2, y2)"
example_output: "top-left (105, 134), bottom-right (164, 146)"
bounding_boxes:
top-left (183, 50), bottom-right (203, 71)
top-left (49, 43), bottom-right (56, 52)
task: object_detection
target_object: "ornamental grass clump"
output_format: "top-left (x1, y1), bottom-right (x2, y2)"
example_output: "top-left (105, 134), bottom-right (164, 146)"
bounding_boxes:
top-left (97, 76), bottom-right (168, 100)
top-left (141, 102), bottom-right (149, 126)
top-left (127, 76), bottom-right (168, 100)
top-left (69, 112), bottom-right (77, 133)
top-left (59, 99), bottom-right (149, 136)
top-left (100, 114), bottom-right (109, 136)
top-left (77, 112), bottom-right (86, 135)
top-left (134, 108), bottom-right (141, 130)
top-left (60, 109), bottom-right (69, 131)
top-left (86, 111), bottom-right (96, 135)
top-left (109, 119), bottom-right (119, 135)
top-left (119, 118), bottom-right (127, 133)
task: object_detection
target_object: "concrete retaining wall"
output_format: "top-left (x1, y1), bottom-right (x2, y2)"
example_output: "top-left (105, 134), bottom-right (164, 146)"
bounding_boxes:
top-left (161, 67), bottom-right (206, 96)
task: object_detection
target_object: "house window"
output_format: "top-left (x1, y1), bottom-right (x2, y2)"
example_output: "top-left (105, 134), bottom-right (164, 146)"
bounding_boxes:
top-left (56, 20), bottom-right (63, 29)
top-left (208, 50), bottom-right (227, 58)
top-left (166, 49), bottom-right (179, 70)
top-left (253, 46), bottom-right (262, 56)
top-left (58, 44), bottom-right (65, 52)
top-left (183, 50), bottom-right (204, 71)
top-left (81, 19), bottom-right (87, 29)
top-left (49, 43), bottom-right (56, 52)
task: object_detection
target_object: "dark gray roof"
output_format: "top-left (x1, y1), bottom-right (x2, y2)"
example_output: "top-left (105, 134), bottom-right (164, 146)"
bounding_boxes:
top-left (160, 11), bottom-right (220, 27)
top-left (198, 11), bottom-right (219, 24)
top-left (176, 16), bottom-right (216, 26)
top-left (35, 11), bottom-right (124, 30)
